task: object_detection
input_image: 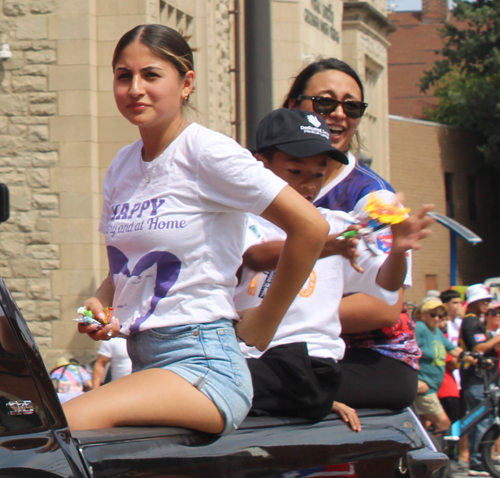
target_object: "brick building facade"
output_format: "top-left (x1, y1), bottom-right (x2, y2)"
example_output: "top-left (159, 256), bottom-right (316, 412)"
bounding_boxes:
top-left (389, 117), bottom-right (500, 303)
top-left (387, 0), bottom-right (500, 299)
top-left (387, 0), bottom-right (463, 118)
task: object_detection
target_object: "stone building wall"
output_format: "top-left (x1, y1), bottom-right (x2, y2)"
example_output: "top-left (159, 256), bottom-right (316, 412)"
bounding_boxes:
top-left (342, 1), bottom-right (395, 179)
top-left (0, 0), bottom-right (60, 354)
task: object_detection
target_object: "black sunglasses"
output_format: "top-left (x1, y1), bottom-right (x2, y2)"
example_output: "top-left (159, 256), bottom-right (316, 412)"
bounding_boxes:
top-left (297, 94), bottom-right (368, 119)
top-left (429, 312), bottom-right (446, 319)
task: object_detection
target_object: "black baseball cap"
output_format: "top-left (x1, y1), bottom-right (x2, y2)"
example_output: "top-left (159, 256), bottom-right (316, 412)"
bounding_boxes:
top-left (256, 108), bottom-right (348, 164)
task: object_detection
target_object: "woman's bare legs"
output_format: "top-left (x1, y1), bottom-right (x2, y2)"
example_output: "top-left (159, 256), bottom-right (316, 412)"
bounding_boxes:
top-left (63, 368), bottom-right (225, 433)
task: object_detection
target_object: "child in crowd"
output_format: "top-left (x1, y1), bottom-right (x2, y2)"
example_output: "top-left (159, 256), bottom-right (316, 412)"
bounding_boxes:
top-left (234, 107), bottom-right (434, 423)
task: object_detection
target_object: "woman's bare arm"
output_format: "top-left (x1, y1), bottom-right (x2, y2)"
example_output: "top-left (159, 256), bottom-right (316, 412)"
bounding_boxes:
top-left (236, 186), bottom-right (329, 350)
top-left (339, 289), bottom-right (404, 333)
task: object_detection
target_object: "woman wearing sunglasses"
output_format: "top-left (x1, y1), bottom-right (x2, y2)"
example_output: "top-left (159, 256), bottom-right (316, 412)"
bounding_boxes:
top-left (414, 298), bottom-right (474, 433)
top-left (283, 58), bottom-right (421, 411)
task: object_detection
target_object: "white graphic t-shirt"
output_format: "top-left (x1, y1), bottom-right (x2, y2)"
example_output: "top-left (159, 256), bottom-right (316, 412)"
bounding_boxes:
top-left (99, 123), bottom-right (286, 335)
top-left (97, 337), bottom-right (132, 381)
top-left (234, 209), bottom-right (399, 361)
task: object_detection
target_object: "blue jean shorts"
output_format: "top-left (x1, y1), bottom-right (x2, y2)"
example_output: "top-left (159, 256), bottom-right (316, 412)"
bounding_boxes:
top-left (127, 318), bottom-right (253, 435)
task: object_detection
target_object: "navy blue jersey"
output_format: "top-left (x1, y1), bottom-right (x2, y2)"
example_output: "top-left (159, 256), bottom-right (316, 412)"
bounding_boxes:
top-left (314, 156), bottom-right (395, 212)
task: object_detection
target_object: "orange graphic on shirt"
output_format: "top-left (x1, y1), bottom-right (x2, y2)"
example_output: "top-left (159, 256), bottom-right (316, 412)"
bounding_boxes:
top-left (299, 271), bottom-right (316, 298)
top-left (247, 273), bottom-right (260, 296)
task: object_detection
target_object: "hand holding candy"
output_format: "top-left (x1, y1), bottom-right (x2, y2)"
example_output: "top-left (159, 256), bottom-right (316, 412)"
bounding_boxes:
top-left (74, 302), bottom-right (120, 341)
top-left (331, 226), bottom-right (364, 274)
top-left (73, 306), bottom-right (113, 328)
top-left (363, 193), bottom-right (411, 225)
top-left (339, 193), bottom-right (411, 246)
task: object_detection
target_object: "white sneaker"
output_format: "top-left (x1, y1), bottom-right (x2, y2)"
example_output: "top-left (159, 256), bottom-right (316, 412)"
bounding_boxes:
top-left (468, 468), bottom-right (490, 476)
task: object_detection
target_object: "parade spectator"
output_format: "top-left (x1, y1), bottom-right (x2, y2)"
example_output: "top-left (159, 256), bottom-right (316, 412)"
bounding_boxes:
top-left (441, 289), bottom-right (464, 347)
top-left (485, 300), bottom-right (500, 368)
top-left (50, 358), bottom-right (93, 403)
top-left (437, 313), bottom-right (462, 427)
top-left (485, 300), bottom-right (500, 338)
top-left (92, 337), bottom-right (132, 388)
top-left (440, 288), bottom-right (468, 470)
top-left (460, 284), bottom-right (499, 476)
top-left (414, 298), bottom-right (473, 433)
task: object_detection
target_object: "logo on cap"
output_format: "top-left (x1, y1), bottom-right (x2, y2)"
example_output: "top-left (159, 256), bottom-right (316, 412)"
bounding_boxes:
top-left (307, 114), bottom-right (322, 128)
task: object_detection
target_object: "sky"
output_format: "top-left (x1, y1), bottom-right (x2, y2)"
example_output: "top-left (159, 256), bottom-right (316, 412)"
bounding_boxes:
top-left (389, 0), bottom-right (422, 11)
top-left (389, 0), bottom-right (460, 12)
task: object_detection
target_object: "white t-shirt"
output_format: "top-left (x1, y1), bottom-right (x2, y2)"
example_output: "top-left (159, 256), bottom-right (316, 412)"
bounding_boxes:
top-left (99, 123), bottom-right (287, 335)
top-left (447, 317), bottom-right (462, 347)
top-left (447, 316), bottom-right (463, 388)
top-left (97, 337), bottom-right (132, 381)
top-left (234, 209), bottom-right (399, 361)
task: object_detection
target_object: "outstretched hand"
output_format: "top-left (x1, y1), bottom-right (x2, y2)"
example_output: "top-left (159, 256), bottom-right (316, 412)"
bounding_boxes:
top-left (390, 202), bottom-right (435, 254)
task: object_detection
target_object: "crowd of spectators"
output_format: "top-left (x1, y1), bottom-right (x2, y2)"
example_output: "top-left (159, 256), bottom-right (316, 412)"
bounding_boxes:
top-left (413, 285), bottom-right (500, 477)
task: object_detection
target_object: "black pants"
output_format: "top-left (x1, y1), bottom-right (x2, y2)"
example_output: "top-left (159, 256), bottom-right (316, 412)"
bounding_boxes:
top-left (335, 348), bottom-right (418, 409)
top-left (247, 342), bottom-right (341, 421)
top-left (439, 396), bottom-right (463, 423)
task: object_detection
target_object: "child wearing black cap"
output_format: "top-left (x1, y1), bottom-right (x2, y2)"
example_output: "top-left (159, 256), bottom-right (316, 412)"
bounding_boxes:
top-left (234, 108), bottom-right (434, 423)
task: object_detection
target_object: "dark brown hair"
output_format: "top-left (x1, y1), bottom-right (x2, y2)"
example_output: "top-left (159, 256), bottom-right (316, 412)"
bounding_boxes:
top-left (112, 24), bottom-right (194, 77)
top-left (283, 58), bottom-right (364, 108)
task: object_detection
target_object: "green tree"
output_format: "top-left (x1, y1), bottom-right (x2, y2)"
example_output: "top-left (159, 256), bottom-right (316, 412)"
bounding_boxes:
top-left (419, 0), bottom-right (500, 169)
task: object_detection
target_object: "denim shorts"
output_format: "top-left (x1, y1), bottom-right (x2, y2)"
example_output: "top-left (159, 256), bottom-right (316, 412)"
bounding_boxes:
top-left (127, 318), bottom-right (253, 435)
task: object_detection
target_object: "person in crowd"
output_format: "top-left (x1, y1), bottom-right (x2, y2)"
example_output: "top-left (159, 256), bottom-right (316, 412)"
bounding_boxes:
top-left (439, 288), bottom-right (468, 469)
top-left (283, 57), bottom-right (420, 409)
top-left (485, 300), bottom-right (500, 340)
top-left (460, 284), bottom-right (499, 476)
top-left (50, 358), bottom-right (93, 404)
top-left (92, 336), bottom-right (132, 388)
top-left (437, 312), bottom-right (462, 425)
top-left (437, 310), bottom-right (469, 471)
top-left (414, 298), bottom-right (474, 433)
top-left (234, 107), bottom-right (433, 425)
top-left (441, 289), bottom-right (464, 346)
top-left (62, 24), bottom-right (330, 434)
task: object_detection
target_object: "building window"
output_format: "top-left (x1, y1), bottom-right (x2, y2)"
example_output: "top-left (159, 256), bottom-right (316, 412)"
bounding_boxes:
top-left (425, 274), bottom-right (438, 292)
top-left (444, 172), bottom-right (454, 218)
top-left (468, 175), bottom-right (477, 221)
